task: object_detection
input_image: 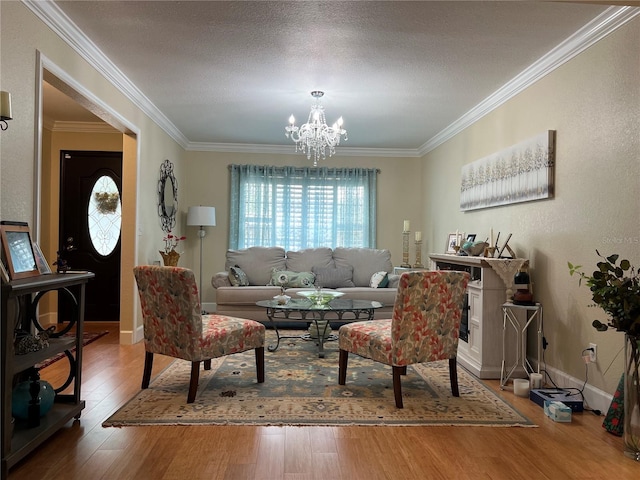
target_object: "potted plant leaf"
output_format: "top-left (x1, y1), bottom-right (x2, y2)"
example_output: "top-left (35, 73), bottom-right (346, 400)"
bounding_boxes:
top-left (569, 251), bottom-right (640, 460)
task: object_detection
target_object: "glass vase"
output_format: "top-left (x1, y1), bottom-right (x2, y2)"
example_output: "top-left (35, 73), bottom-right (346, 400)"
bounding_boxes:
top-left (624, 333), bottom-right (640, 461)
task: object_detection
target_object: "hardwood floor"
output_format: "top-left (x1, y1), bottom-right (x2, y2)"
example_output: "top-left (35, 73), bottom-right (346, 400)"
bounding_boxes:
top-left (7, 324), bottom-right (637, 479)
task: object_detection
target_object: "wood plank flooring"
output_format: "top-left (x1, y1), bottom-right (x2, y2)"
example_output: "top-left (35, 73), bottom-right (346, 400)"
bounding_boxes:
top-left (7, 324), bottom-right (638, 479)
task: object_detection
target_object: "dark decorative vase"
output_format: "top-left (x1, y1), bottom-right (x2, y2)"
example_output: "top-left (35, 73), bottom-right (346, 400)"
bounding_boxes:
top-left (624, 333), bottom-right (640, 461)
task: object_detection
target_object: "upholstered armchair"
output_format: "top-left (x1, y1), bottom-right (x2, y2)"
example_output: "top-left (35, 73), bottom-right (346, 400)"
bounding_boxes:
top-left (133, 265), bottom-right (265, 403)
top-left (338, 270), bottom-right (470, 408)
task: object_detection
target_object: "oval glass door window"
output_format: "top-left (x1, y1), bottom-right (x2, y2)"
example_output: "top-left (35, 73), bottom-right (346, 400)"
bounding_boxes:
top-left (88, 175), bottom-right (122, 256)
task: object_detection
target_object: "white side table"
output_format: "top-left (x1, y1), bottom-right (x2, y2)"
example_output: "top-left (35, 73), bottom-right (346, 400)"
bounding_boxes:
top-left (500, 302), bottom-right (543, 390)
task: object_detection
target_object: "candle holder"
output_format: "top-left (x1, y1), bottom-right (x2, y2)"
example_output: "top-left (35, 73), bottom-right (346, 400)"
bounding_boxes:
top-left (453, 245), bottom-right (461, 255)
top-left (413, 240), bottom-right (423, 268)
top-left (401, 231), bottom-right (411, 267)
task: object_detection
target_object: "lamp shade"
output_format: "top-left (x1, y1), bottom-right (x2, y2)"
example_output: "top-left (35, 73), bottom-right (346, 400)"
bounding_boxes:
top-left (187, 206), bottom-right (216, 227)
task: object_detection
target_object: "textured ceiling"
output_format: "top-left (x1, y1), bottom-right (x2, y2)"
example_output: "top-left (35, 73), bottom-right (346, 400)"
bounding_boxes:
top-left (43, 1), bottom-right (625, 153)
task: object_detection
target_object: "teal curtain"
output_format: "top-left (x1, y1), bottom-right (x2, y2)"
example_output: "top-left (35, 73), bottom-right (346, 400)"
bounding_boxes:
top-left (229, 165), bottom-right (378, 250)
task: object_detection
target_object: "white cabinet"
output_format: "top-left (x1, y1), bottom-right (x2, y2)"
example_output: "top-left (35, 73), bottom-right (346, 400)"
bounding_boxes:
top-left (429, 254), bottom-right (518, 379)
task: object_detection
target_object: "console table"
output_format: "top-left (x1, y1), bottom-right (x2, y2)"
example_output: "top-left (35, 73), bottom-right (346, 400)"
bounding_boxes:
top-left (429, 254), bottom-right (528, 379)
top-left (1, 272), bottom-right (94, 476)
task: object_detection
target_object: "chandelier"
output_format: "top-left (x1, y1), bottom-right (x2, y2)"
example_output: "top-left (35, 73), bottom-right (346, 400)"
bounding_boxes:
top-left (285, 91), bottom-right (347, 166)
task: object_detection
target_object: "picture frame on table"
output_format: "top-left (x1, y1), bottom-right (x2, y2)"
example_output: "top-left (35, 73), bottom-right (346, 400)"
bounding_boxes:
top-left (446, 233), bottom-right (458, 254)
top-left (32, 242), bottom-right (52, 274)
top-left (0, 223), bottom-right (40, 280)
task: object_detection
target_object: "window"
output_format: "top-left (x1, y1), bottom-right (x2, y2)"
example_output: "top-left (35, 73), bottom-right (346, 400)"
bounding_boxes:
top-left (229, 165), bottom-right (378, 250)
top-left (88, 175), bottom-right (122, 256)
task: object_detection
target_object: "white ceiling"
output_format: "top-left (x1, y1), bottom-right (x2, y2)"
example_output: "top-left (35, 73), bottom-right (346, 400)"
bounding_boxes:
top-left (39, 1), bottom-right (638, 155)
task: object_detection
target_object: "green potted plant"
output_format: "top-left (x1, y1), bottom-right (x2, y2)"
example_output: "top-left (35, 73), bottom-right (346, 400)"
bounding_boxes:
top-left (569, 251), bottom-right (640, 460)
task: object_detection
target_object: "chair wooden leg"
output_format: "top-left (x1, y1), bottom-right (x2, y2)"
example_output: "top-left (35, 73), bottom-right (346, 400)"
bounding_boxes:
top-left (400, 366), bottom-right (407, 375)
top-left (204, 359), bottom-right (211, 370)
top-left (187, 361), bottom-right (201, 403)
top-left (449, 357), bottom-right (460, 397)
top-left (392, 366), bottom-right (404, 408)
top-left (338, 349), bottom-right (348, 385)
top-left (255, 347), bottom-right (265, 383)
top-left (141, 351), bottom-right (153, 389)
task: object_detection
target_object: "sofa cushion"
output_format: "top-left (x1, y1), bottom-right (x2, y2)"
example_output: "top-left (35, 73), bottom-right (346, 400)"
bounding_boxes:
top-left (285, 247), bottom-right (335, 272)
top-left (312, 265), bottom-right (355, 288)
top-left (333, 247), bottom-right (393, 287)
top-left (370, 271), bottom-right (389, 288)
top-left (268, 269), bottom-right (316, 288)
top-left (228, 265), bottom-right (249, 286)
top-left (225, 247), bottom-right (286, 286)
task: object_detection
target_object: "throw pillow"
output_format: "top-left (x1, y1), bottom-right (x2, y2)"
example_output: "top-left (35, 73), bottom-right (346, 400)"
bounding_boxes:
top-left (369, 271), bottom-right (389, 288)
top-left (268, 269), bottom-right (316, 288)
top-left (228, 265), bottom-right (249, 287)
top-left (312, 265), bottom-right (355, 288)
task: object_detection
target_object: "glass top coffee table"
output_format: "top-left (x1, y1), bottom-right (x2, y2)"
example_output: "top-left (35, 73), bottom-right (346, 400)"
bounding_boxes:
top-left (256, 298), bottom-right (384, 358)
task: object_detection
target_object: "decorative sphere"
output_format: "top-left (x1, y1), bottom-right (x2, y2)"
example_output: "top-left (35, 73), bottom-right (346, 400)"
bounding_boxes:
top-left (12, 380), bottom-right (56, 419)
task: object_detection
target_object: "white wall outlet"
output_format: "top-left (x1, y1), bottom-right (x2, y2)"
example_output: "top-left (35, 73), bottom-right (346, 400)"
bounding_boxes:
top-left (589, 343), bottom-right (597, 363)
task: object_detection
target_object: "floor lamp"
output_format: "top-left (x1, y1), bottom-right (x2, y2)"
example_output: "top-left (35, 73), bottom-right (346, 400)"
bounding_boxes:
top-left (187, 206), bottom-right (216, 314)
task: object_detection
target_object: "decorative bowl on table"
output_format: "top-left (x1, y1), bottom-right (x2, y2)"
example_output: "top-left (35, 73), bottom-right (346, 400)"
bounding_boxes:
top-left (273, 294), bottom-right (291, 305)
top-left (462, 241), bottom-right (489, 257)
top-left (297, 289), bottom-right (344, 306)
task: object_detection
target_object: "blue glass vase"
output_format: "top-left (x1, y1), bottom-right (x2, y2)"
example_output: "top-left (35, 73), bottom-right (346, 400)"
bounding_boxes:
top-left (12, 380), bottom-right (56, 420)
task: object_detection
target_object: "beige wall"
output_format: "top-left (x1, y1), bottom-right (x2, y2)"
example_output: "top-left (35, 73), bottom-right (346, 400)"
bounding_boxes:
top-left (422, 18), bottom-right (640, 395)
top-left (182, 151), bottom-right (423, 305)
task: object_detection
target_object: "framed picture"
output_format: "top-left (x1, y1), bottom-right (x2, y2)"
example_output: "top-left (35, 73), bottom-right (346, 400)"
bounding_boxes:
top-left (466, 234), bottom-right (476, 243)
top-left (446, 233), bottom-right (459, 254)
top-left (32, 242), bottom-right (52, 274)
top-left (0, 223), bottom-right (40, 280)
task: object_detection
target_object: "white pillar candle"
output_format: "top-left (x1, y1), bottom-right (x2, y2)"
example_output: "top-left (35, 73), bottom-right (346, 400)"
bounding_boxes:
top-left (455, 229), bottom-right (459, 246)
top-left (415, 231), bottom-right (421, 242)
top-left (403, 220), bottom-right (410, 232)
top-left (490, 228), bottom-right (494, 247)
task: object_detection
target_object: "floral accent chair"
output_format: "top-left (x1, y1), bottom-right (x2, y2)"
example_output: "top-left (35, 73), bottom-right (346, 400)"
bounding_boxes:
top-left (338, 270), bottom-right (470, 408)
top-left (133, 265), bottom-right (265, 403)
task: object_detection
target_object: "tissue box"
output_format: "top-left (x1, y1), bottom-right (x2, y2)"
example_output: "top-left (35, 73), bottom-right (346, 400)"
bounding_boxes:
top-left (544, 400), bottom-right (572, 422)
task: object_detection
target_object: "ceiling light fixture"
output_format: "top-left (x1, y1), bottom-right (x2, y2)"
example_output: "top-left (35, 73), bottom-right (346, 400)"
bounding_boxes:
top-left (285, 91), bottom-right (347, 166)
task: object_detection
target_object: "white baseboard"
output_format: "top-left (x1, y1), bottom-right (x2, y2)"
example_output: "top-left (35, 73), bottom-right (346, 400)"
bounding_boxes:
top-left (539, 362), bottom-right (613, 414)
top-left (203, 302), bottom-right (216, 314)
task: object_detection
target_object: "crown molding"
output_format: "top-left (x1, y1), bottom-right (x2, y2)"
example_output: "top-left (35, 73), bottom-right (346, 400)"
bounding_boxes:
top-left (44, 120), bottom-right (120, 134)
top-left (24, 0), bottom-right (189, 148)
top-left (25, 1), bottom-right (638, 158)
top-left (186, 142), bottom-right (421, 158)
top-left (418, 5), bottom-right (639, 156)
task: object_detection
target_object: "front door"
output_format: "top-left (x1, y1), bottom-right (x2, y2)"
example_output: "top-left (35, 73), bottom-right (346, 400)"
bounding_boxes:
top-left (59, 150), bottom-right (122, 322)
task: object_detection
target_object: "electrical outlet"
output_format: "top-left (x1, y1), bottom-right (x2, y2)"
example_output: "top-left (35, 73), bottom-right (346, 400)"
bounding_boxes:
top-left (589, 343), bottom-right (597, 363)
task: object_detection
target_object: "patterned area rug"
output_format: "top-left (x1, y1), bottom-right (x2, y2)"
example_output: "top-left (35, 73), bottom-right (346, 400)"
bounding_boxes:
top-left (103, 330), bottom-right (534, 427)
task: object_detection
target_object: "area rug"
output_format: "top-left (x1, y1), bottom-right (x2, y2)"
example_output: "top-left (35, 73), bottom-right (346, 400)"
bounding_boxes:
top-left (36, 330), bottom-right (109, 369)
top-left (103, 330), bottom-right (534, 427)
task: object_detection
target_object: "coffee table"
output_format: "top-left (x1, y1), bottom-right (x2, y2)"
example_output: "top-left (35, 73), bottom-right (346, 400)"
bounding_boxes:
top-left (256, 298), bottom-right (384, 357)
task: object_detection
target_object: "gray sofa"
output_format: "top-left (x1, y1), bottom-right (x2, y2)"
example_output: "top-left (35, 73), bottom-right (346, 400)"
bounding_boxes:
top-left (211, 246), bottom-right (399, 323)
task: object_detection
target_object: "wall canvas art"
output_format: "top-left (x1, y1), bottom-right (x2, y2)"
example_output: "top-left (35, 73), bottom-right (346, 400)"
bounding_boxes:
top-left (460, 131), bottom-right (555, 211)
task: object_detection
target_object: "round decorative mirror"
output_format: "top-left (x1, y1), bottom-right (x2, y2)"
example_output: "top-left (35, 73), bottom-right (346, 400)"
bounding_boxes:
top-left (158, 159), bottom-right (178, 232)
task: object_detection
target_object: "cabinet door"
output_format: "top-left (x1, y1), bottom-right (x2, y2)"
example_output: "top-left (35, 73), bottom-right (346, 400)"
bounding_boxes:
top-left (467, 286), bottom-right (483, 362)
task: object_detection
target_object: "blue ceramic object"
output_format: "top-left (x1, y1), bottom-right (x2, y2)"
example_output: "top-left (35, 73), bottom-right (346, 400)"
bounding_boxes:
top-left (12, 380), bottom-right (56, 419)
